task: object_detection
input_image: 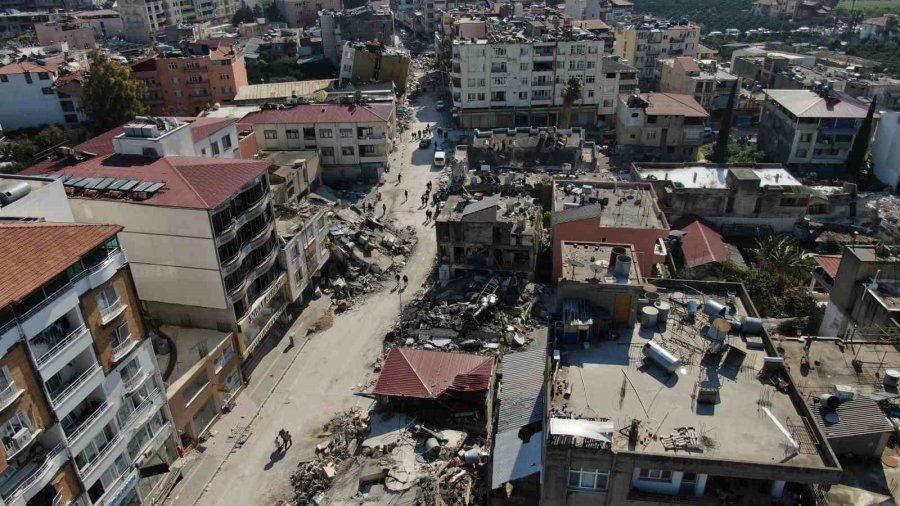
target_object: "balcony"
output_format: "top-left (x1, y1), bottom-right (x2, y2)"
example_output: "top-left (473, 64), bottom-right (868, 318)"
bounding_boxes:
top-left (251, 244), bottom-right (279, 279)
top-left (32, 325), bottom-right (92, 378)
top-left (0, 382), bottom-right (23, 414)
top-left (133, 422), bottom-right (173, 466)
top-left (121, 369), bottom-right (148, 394)
top-left (65, 400), bottom-right (115, 452)
top-left (112, 337), bottom-right (138, 363)
top-left (3, 425), bottom-right (41, 460)
top-left (359, 155), bottom-right (388, 164)
top-left (221, 220), bottom-right (275, 276)
top-left (78, 431), bottom-right (127, 486)
top-left (49, 365), bottom-right (103, 418)
top-left (99, 468), bottom-right (138, 506)
top-left (215, 220), bottom-right (238, 246)
top-left (99, 299), bottom-right (126, 326)
top-left (357, 133), bottom-right (387, 144)
top-left (0, 445), bottom-right (67, 505)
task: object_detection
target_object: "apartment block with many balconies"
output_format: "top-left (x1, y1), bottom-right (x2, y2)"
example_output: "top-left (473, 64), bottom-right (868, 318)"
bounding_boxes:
top-left (0, 222), bottom-right (175, 506)
top-left (21, 122), bottom-right (285, 364)
top-left (613, 19), bottom-right (700, 91)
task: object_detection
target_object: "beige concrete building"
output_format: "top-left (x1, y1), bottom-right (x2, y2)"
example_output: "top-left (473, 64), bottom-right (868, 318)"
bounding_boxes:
top-left (659, 57), bottom-right (741, 112)
top-left (614, 91), bottom-right (708, 160)
top-left (338, 42), bottom-right (410, 93)
top-left (613, 20), bottom-right (701, 90)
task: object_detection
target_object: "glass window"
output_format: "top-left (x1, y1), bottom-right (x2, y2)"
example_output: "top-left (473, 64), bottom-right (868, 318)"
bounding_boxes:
top-left (96, 284), bottom-right (119, 311)
top-left (183, 370), bottom-right (210, 404)
top-left (264, 130), bottom-right (277, 140)
top-left (319, 129), bottom-right (333, 138)
top-left (211, 141), bottom-right (220, 155)
top-left (321, 147), bottom-right (334, 157)
top-left (214, 342), bottom-right (236, 371)
top-left (568, 468), bottom-right (609, 491)
top-left (339, 128), bottom-right (353, 138)
top-left (341, 146), bottom-right (355, 156)
top-left (286, 129), bottom-right (300, 139)
top-left (111, 321), bottom-right (131, 348)
top-left (638, 468), bottom-right (673, 482)
top-left (221, 134), bottom-right (232, 149)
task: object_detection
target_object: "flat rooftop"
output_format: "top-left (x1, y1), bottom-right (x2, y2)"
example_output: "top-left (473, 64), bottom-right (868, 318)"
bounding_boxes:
top-left (559, 242), bottom-right (641, 284)
top-left (437, 194), bottom-right (539, 232)
top-left (276, 200), bottom-right (328, 238)
top-left (551, 283), bottom-right (832, 469)
top-left (633, 164), bottom-right (801, 189)
top-left (159, 325), bottom-right (233, 389)
top-left (552, 181), bottom-right (667, 229)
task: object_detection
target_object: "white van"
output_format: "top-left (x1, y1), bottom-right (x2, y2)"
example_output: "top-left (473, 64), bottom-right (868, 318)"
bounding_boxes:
top-left (434, 151), bottom-right (447, 167)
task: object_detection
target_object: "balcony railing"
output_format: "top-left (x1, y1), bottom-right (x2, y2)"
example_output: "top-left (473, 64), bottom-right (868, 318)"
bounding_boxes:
top-left (1, 444), bottom-right (65, 502)
top-left (122, 369), bottom-right (147, 393)
top-left (50, 365), bottom-right (101, 408)
top-left (0, 381), bottom-right (22, 412)
top-left (99, 300), bottom-right (124, 325)
top-left (4, 425), bottom-right (40, 459)
top-left (133, 422), bottom-right (172, 465)
top-left (79, 430), bottom-right (124, 475)
top-left (126, 391), bottom-right (163, 430)
top-left (65, 399), bottom-right (111, 443)
top-left (112, 337), bottom-right (137, 362)
top-left (34, 325), bottom-right (88, 366)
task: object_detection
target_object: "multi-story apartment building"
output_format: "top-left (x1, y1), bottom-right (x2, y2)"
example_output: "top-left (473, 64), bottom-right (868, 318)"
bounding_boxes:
top-left (450, 18), bottom-right (618, 128)
top-left (565, 0), bottom-right (634, 22)
top-left (242, 103), bottom-right (396, 183)
top-left (339, 41), bottom-right (410, 93)
top-left (0, 59), bottom-right (87, 132)
top-left (613, 20), bottom-right (701, 90)
top-left (615, 90), bottom-right (709, 160)
top-left (320, 6), bottom-right (395, 65)
top-left (0, 222), bottom-right (175, 506)
top-left (276, 202), bottom-right (330, 304)
top-left (758, 87), bottom-right (869, 176)
top-left (22, 118), bottom-right (286, 363)
top-left (659, 57), bottom-right (741, 112)
top-left (131, 43), bottom-right (248, 116)
top-left (117, 0), bottom-right (172, 43)
top-left (0, 11), bottom-right (52, 37)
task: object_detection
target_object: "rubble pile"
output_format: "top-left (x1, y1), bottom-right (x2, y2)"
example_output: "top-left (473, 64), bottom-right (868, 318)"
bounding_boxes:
top-left (326, 205), bottom-right (419, 309)
top-left (868, 194), bottom-right (900, 241)
top-left (290, 409), bottom-right (370, 506)
top-left (383, 277), bottom-right (547, 356)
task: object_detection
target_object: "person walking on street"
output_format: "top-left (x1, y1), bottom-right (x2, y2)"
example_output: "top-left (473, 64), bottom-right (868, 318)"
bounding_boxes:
top-left (382, 203), bottom-right (387, 215)
top-left (426, 209), bottom-right (432, 222)
top-left (404, 189), bottom-right (408, 202)
top-left (282, 430), bottom-right (293, 449)
top-left (402, 275), bottom-right (408, 288)
top-left (395, 273), bottom-right (401, 287)
top-left (275, 434), bottom-right (283, 453)
top-left (398, 173), bottom-right (402, 184)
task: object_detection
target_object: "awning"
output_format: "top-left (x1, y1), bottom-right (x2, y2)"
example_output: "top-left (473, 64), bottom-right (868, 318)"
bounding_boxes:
top-left (491, 430), bottom-right (542, 488)
top-left (549, 418), bottom-right (614, 443)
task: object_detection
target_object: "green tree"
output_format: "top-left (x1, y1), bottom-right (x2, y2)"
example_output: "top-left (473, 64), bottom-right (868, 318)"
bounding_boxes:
top-left (712, 82), bottom-right (737, 163)
top-left (751, 236), bottom-right (815, 282)
top-left (846, 96), bottom-right (876, 183)
top-left (252, 4), bottom-right (263, 18)
top-left (560, 77), bottom-right (583, 129)
top-left (83, 52), bottom-right (148, 135)
top-left (880, 14), bottom-right (900, 39)
top-left (232, 2), bottom-right (255, 25)
top-left (265, 1), bottom-right (283, 21)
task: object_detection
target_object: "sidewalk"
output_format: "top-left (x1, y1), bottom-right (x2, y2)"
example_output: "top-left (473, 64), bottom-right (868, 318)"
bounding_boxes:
top-left (163, 295), bottom-right (333, 506)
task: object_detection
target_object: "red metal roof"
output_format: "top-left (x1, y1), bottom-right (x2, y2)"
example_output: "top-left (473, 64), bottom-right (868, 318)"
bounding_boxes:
top-left (0, 223), bottom-right (122, 309)
top-left (814, 254), bottom-right (841, 278)
top-left (0, 60), bottom-right (60, 75)
top-left (189, 117), bottom-right (235, 142)
top-left (25, 154), bottom-right (270, 210)
top-left (675, 57), bottom-right (702, 73)
top-left (241, 103), bottom-right (394, 125)
top-left (374, 348), bottom-right (494, 399)
top-left (679, 218), bottom-right (729, 268)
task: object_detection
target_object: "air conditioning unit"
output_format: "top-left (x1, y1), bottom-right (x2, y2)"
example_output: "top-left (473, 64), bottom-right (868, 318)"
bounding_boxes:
top-left (12, 427), bottom-right (32, 448)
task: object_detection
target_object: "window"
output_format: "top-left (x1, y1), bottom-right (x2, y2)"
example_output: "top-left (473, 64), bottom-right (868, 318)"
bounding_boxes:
top-left (286, 129), bottom-right (300, 139)
top-left (24, 73), bottom-right (32, 84)
top-left (520, 62), bottom-right (529, 71)
top-left (492, 77), bottom-right (506, 86)
top-left (519, 47), bottom-right (529, 56)
top-left (167, 63), bottom-right (177, 70)
top-left (321, 147), bottom-right (335, 157)
top-left (111, 321), bottom-right (131, 349)
top-left (96, 284), bottom-right (120, 314)
top-left (519, 92), bottom-right (528, 100)
top-left (219, 73), bottom-right (230, 80)
top-left (188, 75), bottom-right (203, 83)
top-left (587, 61), bottom-right (595, 69)
top-left (585, 75), bottom-right (595, 83)
top-left (174, 90), bottom-right (183, 97)
top-left (360, 145), bottom-right (376, 155)
top-left (41, 87), bottom-right (54, 95)
top-left (341, 146), bottom-right (355, 156)
top-left (490, 63), bottom-right (507, 73)
top-left (339, 128), bottom-right (353, 138)
top-left (467, 93), bottom-right (478, 101)
top-left (211, 141), bottom-right (220, 155)
top-left (264, 130), bottom-right (277, 140)
top-left (221, 134), bottom-right (232, 149)
top-left (214, 341), bottom-right (236, 371)
top-left (587, 90), bottom-right (594, 98)
top-left (638, 469), bottom-right (673, 482)
top-left (568, 468), bottom-right (609, 491)
top-left (493, 47), bottom-right (506, 56)
top-left (358, 127), bottom-right (373, 137)
top-left (61, 101), bottom-right (75, 112)
top-left (342, 64), bottom-right (352, 72)
top-left (38, 72), bottom-right (49, 80)
top-left (171, 77), bottom-right (180, 84)
top-left (467, 78), bottom-right (485, 87)
top-left (0, 75), bottom-right (7, 82)
top-left (572, 45), bottom-right (585, 55)
top-left (223, 86), bottom-right (232, 94)
top-left (183, 370), bottom-right (210, 404)
top-left (319, 129), bottom-right (333, 138)
top-left (796, 149), bottom-right (808, 158)
top-left (799, 133), bottom-right (812, 143)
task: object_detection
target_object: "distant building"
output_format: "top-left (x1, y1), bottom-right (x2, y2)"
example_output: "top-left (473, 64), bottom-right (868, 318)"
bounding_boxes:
top-left (117, 0), bottom-right (172, 43)
top-left (0, 174), bottom-right (74, 222)
top-left (614, 91), bottom-right (709, 160)
top-left (860, 15), bottom-right (900, 40)
top-left (435, 194), bottom-right (543, 280)
top-left (631, 163), bottom-right (814, 234)
top-left (819, 245), bottom-right (900, 336)
top-left (729, 48), bottom-right (815, 87)
top-left (659, 57), bottom-right (741, 112)
top-left (241, 103), bottom-right (396, 183)
top-left (319, 6), bottom-right (395, 65)
top-left (0, 11), bottom-right (52, 37)
top-left (131, 42), bottom-right (248, 116)
top-left (551, 181), bottom-right (669, 279)
top-left (232, 79), bottom-right (334, 105)
top-left (757, 88), bottom-right (869, 175)
top-left (0, 59), bottom-right (88, 132)
top-left (35, 16), bottom-right (98, 49)
top-left (873, 109), bottom-right (900, 189)
top-left (613, 20), bottom-right (701, 90)
top-left (564, 0), bottom-right (633, 23)
top-left (339, 42), bottom-right (410, 93)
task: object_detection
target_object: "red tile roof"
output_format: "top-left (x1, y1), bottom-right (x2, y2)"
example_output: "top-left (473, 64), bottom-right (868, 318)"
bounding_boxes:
top-left (675, 56), bottom-right (701, 73)
top-left (679, 218), bottom-right (729, 268)
top-left (241, 103), bottom-right (394, 125)
top-left (814, 254), bottom-right (841, 278)
top-left (575, 19), bottom-right (610, 31)
top-left (620, 92), bottom-right (709, 117)
top-left (0, 60), bottom-right (61, 75)
top-left (374, 348), bottom-right (494, 399)
top-left (25, 154), bottom-right (270, 209)
top-left (188, 117), bottom-right (235, 142)
top-left (0, 223), bottom-right (122, 309)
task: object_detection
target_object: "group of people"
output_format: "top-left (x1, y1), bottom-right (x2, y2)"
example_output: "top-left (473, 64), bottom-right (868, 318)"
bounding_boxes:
top-left (274, 428), bottom-right (293, 453)
top-left (411, 124), bottom-right (434, 141)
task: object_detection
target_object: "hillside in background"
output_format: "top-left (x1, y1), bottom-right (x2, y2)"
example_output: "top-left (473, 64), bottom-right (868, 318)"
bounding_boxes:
top-left (633, 0), bottom-right (791, 32)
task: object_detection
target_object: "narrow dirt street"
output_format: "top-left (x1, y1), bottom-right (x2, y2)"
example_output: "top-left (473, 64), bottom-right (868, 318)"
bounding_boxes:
top-left (166, 95), bottom-right (448, 506)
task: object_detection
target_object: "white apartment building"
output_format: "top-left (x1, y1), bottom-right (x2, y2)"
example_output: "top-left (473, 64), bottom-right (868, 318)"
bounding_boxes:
top-left (243, 103), bottom-right (396, 182)
top-left (117, 0), bottom-right (173, 43)
top-left (450, 18), bottom-right (619, 128)
top-left (0, 222), bottom-right (175, 506)
top-left (111, 116), bottom-right (240, 159)
top-left (0, 59), bottom-right (87, 132)
top-left (22, 119), bottom-right (287, 362)
top-left (613, 20), bottom-right (701, 90)
top-left (276, 203), bottom-right (330, 304)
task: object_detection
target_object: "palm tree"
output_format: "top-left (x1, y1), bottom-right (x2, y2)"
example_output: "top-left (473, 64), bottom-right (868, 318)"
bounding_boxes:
top-left (751, 237), bottom-right (815, 282)
top-left (561, 77), bottom-right (582, 129)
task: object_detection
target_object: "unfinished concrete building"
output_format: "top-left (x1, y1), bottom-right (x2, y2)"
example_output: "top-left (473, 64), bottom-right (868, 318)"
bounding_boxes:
top-left (463, 127), bottom-right (592, 173)
top-left (320, 6), bottom-right (395, 65)
top-left (436, 194), bottom-right (543, 280)
top-left (542, 279), bottom-right (843, 505)
top-left (631, 162), bottom-right (813, 234)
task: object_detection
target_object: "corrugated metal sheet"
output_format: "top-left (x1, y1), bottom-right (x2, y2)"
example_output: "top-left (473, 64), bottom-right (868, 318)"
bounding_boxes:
top-left (810, 397), bottom-right (893, 439)
top-left (373, 348), bottom-right (494, 399)
top-left (814, 254), bottom-right (842, 279)
top-left (491, 429), bottom-right (542, 488)
top-left (496, 348), bottom-right (546, 433)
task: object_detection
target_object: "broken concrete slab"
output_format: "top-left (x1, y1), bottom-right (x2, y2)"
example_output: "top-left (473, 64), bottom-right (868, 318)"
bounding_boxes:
top-left (360, 462), bottom-right (387, 484)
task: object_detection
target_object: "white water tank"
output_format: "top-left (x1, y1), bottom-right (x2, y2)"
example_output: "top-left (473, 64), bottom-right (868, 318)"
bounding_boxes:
top-left (643, 340), bottom-right (681, 373)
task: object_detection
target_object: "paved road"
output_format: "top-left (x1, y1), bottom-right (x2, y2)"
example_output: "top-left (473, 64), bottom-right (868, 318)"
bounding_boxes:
top-left (166, 94), bottom-right (446, 506)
